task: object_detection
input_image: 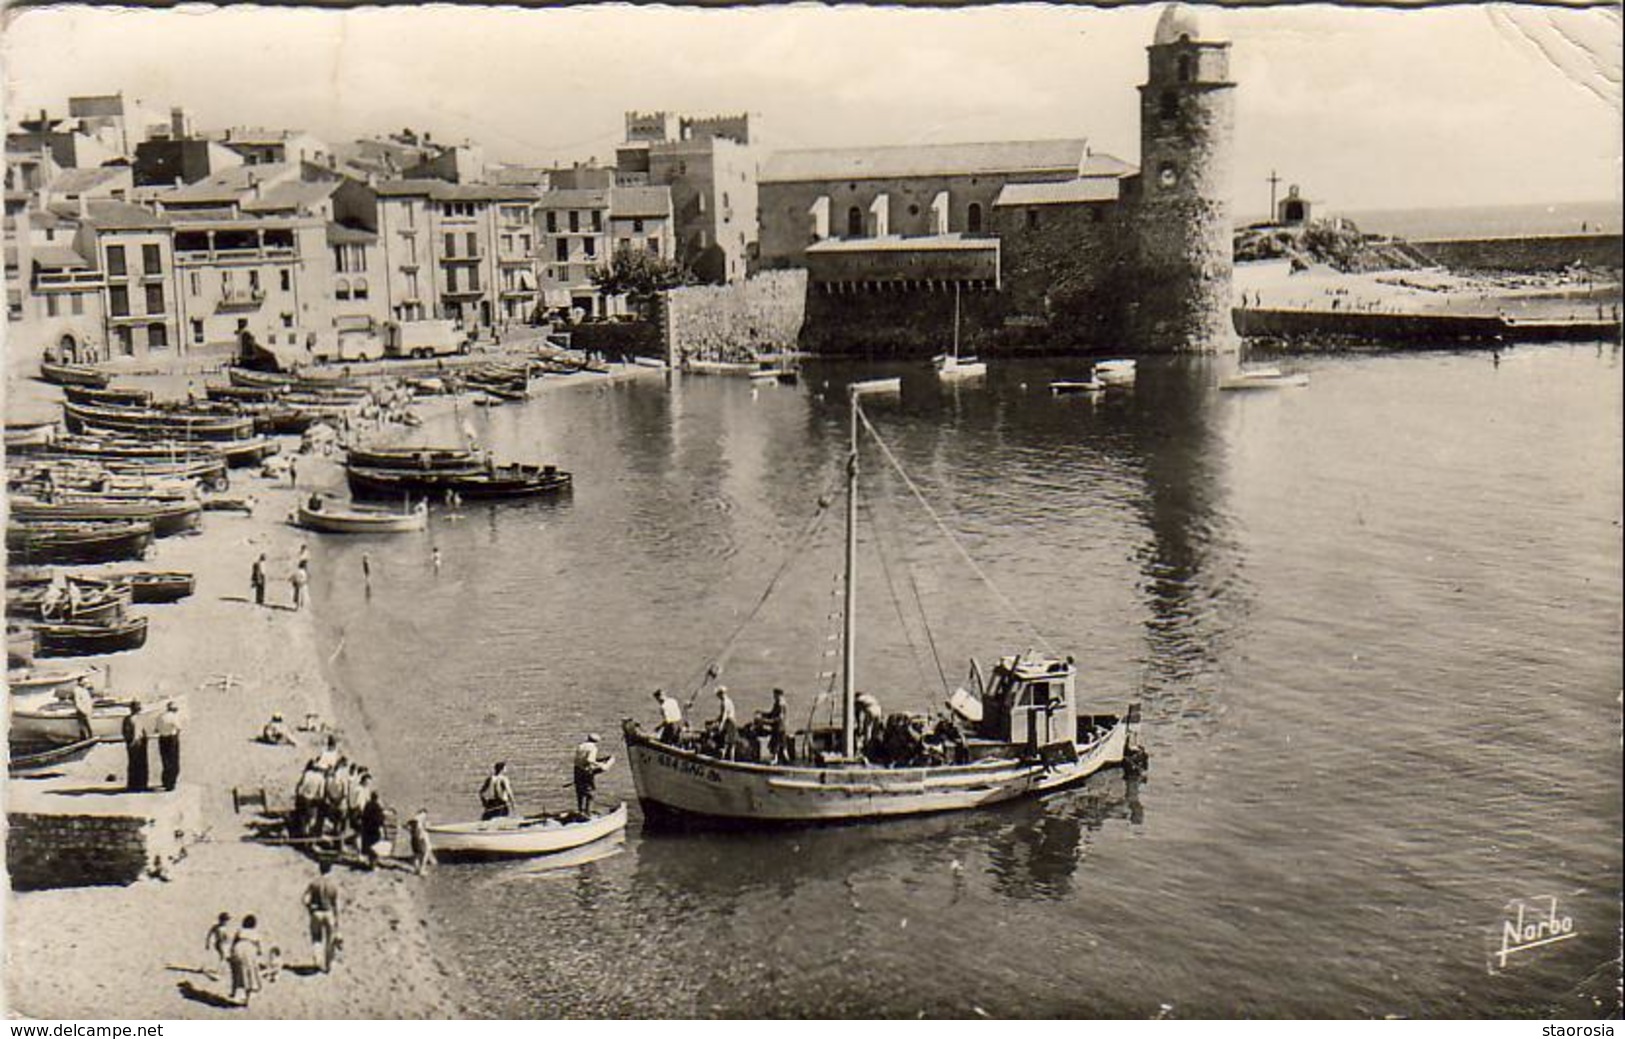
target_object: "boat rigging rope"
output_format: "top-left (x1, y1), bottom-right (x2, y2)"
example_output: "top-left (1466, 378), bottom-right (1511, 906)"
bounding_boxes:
top-left (856, 405), bottom-right (1056, 655)
top-left (682, 467), bottom-right (846, 710)
top-left (859, 484), bottom-right (945, 710)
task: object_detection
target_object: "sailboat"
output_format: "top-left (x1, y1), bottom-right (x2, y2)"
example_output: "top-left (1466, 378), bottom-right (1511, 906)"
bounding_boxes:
top-left (934, 285), bottom-right (987, 380)
top-left (622, 379), bottom-right (1144, 824)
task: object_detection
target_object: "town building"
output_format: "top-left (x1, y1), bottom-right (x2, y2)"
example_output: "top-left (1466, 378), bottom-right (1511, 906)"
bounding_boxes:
top-left (618, 112), bottom-right (757, 283)
top-left (133, 137), bottom-right (245, 187)
top-left (756, 3), bottom-right (1236, 354)
top-left (213, 127), bottom-right (333, 168)
top-left (537, 184), bottom-right (674, 318)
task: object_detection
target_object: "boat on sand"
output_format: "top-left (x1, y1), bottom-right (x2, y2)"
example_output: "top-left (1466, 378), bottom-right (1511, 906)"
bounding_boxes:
top-left (294, 496), bottom-right (428, 534)
top-left (427, 803), bottom-right (628, 859)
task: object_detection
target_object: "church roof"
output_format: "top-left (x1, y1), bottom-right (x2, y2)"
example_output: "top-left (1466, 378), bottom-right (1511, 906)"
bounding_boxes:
top-left (994, 177), bottom-right (1122, 207)
top-left (761, 139), bottom-right (1088, 184)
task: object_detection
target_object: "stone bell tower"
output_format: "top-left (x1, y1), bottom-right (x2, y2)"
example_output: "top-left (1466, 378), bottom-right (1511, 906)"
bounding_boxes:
top-left (1126, 4), bottom-right (1237, 352)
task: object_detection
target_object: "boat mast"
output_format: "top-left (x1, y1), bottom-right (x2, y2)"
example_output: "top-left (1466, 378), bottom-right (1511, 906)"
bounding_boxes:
top-left (952, 282), bottom-right (961, 362)
top-left (842, 387), bottom-right (859, 758)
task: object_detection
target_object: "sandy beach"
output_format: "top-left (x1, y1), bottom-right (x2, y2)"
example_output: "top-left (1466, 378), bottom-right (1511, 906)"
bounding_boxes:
top-left (4, 357), bottom-right (657, 1019)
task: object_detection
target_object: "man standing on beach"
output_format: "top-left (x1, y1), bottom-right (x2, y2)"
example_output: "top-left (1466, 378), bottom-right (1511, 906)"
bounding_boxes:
top-left (291, 560), bottom-right (310, 610)
top-left (155, 700), bottom-right (183, 791)
top-left (302, 862), bottom-right (342, 974)
top-left (123, 702), bottom-right (149, 792)
top-left (71, 678), bottom-right (96, 742)
top-left (251, 554), bottom-right (267, 606)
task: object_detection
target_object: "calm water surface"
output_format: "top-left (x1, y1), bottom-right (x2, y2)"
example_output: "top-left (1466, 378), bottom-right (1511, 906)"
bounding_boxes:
top-left (313, 344), bottom-right (1622, 1018)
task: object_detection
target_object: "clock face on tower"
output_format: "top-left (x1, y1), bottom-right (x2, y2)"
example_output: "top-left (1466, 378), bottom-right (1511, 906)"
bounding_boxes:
top-left (1159, 164), bottom-right (1180, 188)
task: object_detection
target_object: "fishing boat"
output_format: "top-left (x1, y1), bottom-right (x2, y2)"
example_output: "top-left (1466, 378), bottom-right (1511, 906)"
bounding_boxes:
top-left (346, 446), bottom-right (483, 472)
top-left (217, 436), bottom-right (280, 468)
top-left (64, 401), bottom-right (258, 441)
top-left (10, 495), bottom-right (203, 538)
top-left (1218, 366), bottom-right (1309, 391)
top-left (9, 697), bottom-right (135, 744)
top-left (622, 379), bottom-right (1144, 825)
top-left (206, 384), bottom-right (283, 404)
top-left (935, 284), bottom-right (987, 381)
top-left (1094, 359), bottom-right (1137, 387)
top-left (427, 803), bottom-right (628, 859)
top-left (294, 496), bottom-right (428, 534)
top-left (5, 522), bottom-right (155, 565)
top-left (7, 583), bottom-right (129, 625)
top-left (1049, 379), bottom-right (1107, 395)
top-left (39, 362), bottom-right (111, 389)
top-left (62, 385), bottom-right (155, 407)
top-left (7, 667), bottom-right (98, 700)
top-left (32, 616), bottom-right (149, 659)
top-left (10, 737), bottom-right (104, 777)
top-left (5, 420), bottom-right (58, 449)
top-left (122, 572), bottom-right (196, 604)
top-left (346, 462), bottom-right (572, 501)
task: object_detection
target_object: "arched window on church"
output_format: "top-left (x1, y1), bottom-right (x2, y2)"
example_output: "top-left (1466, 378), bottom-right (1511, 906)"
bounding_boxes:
top-left (847, 206), bottom-right (864, 238)
top-left (967, 203), bottom-right (983, 234)
top-left (1178, 54), bottom-right (1193, 84)
top-left (1160, 91), bottom-right (1179, 122)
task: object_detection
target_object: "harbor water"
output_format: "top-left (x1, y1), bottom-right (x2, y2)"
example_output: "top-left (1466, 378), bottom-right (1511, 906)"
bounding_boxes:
top-left (313, 344), bottom-right (1621, 1018)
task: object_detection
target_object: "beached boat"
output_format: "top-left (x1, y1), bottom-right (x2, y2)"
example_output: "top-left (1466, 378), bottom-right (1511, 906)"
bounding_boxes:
top-left (64, 401), bottom-right (257, 441)
top-left (9, 697), bottom-right (135, 744)
top-left (1094, 359), bottom-right (1137, 387)
top-left (5, 522), bottom-right (155, 565)
top-left (7, 667), bottom-right (98, 700)
top-left (32, 616), bottom-right (149, 659)
top-left (682, 359), bottom-right (760, 377)
top-left (39, 362), bottom-right (111, 389)
top-left (10, 737), bottom-right (104, 777)
top-left (62, 385), bottom-right (155, 407)
top-left (294, 496), bottom-right (428, 534)
top-left (1218, 366), bottom-right (1309, 391)
top-left (5, 421), bottom-right (59, 449)
top-left (7, 584), bottom-right (129, 625)
top-left (622, 378), bottom-right (1144, 825)
top-left (346, 462), bottom-right (572, 501)
top-left (122, 572), bottom-right (196, 604)
top-left (935, 285), bottom-right (988, 381)
top-left (427, 803), bottom-right (628, 859)
top-left (346, 446), bottom-right (483, 472)
top-left (10, 495), bottom-right (203, 538)
top-left (1050, 379), bottom-right (1107, 395)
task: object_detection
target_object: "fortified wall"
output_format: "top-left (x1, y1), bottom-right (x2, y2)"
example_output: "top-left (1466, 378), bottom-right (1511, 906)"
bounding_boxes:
top-left (1411, 234), bottom-right (1624, 273)
top-left (664, 269), bottom-right (807, 363)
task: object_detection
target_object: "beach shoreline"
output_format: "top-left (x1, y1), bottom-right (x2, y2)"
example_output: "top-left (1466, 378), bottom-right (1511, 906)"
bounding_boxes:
top-left (4, 360), bottom-right (658, 1019)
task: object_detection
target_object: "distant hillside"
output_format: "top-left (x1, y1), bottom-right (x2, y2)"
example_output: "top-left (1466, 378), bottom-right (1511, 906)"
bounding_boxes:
top-left (1234, 220), bottom-right (1428, 273)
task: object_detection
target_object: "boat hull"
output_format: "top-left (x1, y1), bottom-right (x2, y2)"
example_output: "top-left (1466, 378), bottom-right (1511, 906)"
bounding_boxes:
top-left (6, 523), bottom-right (155, 565)
top-left (623, 721), bottom-right (1128, 824)
top-left (9, 700), bottom-right (133, 744)
top-left (295, 502), bottom-right (427, 534)
top-left (427, 803), bottom-right (629, 858)
top-left (39, 363), bottom-right (111, 389)
top-left (346, 465), bottom-right (572, 501)
top-left (33, 618), bottom-right (150, 658)
top-left (10, 498), bottom-right (203, 538)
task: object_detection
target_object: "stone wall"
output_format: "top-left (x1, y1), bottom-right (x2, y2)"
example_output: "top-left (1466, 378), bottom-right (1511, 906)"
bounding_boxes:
top-left (664, 269), bottom-right (807, 363)
top-left (1410, 234), bottom-right (1624, 273)
top-left (993, 200), bottom-right (1125, 346)
top-left (7, 787), bottom-right (200, 890)
top-left (800, 284), bottom-right (1000, 358)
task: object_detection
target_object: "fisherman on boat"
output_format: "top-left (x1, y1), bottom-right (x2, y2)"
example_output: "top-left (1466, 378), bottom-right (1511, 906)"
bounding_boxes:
top-left (854, 691), bottom-right (884, 752)
top-left (652, 689), bottom-right (684, 744)
top-left (572, 734), bottom-right (613, 816)
top-left (478, 761), bottom-right (516, 820)
top-left (756, 688), bottom-right (790, 764)
top-left (713, 687), bottom-right (739, 761)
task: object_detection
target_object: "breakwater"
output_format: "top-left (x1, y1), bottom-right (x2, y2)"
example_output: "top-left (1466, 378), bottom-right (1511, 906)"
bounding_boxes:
top-left (1411, 233), bottom-right (1623, 273)
top-left (1233, 306), bottom-right (1621, 346)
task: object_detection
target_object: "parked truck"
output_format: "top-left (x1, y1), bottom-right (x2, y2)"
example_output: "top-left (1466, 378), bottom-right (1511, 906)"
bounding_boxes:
top-left (384, 319), bottom-right (470, 360)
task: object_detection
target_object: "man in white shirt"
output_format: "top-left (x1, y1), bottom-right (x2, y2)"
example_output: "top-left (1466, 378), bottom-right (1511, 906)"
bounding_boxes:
top-left (714, 687), bottom-right (739, 760)
top-left (653, 690), bottom-right (684, 743)
top-left (573, 735), bottom-right (612, 815)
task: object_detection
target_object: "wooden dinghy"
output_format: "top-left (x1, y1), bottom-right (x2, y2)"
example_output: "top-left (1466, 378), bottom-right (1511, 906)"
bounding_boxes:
top-left (346, 446), bottom-right (483, 473)
top-left (294, 496), bottom-right (428, 534)
top-left (1093, 359), bottom-right (1137, 387)
top-left (10, 737), bottom-right (104, 777)
top-left (7, 667), bottom-right (98, 699)
top-left (64, 401), bottom-right (257, 441)
top-left (123, 571), bottom-right (196, 604)
top-left (5, 522), bottom-right (155, 565)
top-left (39, 362), bottom-right (111, 389)
top-left (346, 463), bottom-right (572, 501)
top-left (10, 495), bottom-right (203, 538)
top-left (9, 696), bottom-right (135, 744)
top-left (5, 421), bottom-right (59, 449)
top-left (1050, 379), bottom-right (1107, 395)
top-left (7, 584), bottom-right (129, 625)
top-left (427, 803), bottom-right (628, 859)
top-left (33, 616), bottom-right (149, 658)
top-left (62, 385), bottom-right (155, 407)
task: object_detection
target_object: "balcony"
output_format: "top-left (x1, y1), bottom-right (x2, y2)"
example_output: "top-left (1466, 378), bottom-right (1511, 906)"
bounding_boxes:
top-left (35, 271), bottom-right (104, 290)
top-left (176, 246), bottom-right (296, 265)
top-left (216, 288), bottom-right (266, 313)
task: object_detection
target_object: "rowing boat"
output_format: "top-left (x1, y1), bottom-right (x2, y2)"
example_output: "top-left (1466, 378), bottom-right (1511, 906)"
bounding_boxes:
top-left (123, 572), bottom-right (196, 604)
top-left (10, 495), bottom-right (203, 537)
top-left (62, 385), bottom-right (155, 407)
top-left (346, 446), bottom-right (483, 472)
top-left (346, 463), bottom-right (572, 501)
top-left (5, 522), bottom-right (155, 565)
top-left (64, 401), bottom-right (257, 441)
top-left (427, 803), bottom-right (628, 859)
top-left (294, 497), bottom-right (428, 534)
top-left (7, 667), bottom-right (98, 699)
top-left (32, 617), bottom-right (150, 659)
top-left (9, 697), bottom-right (135, 744)
top-left (10, 737), bottom-right (105, 777)
top-left (39, 362), bottom-right (111, 389)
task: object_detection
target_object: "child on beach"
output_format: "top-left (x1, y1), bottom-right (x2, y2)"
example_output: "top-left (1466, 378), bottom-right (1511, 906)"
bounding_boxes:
top-left (204, 912), bottom-right (233, 980)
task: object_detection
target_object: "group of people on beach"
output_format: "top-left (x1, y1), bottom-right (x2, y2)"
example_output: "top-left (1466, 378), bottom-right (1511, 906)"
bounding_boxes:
top-left (202, 859), bottom-right (345, 1008)
top-left (250, 543), bottom-right (310, 611)
top-left (122, 699), bottom-right (184, 793)
top-left (286, 735), bottom-right (401, 869)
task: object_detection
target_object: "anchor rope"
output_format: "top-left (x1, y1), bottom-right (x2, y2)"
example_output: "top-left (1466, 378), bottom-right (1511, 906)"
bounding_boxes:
top-left (855, 405), bottom-right (1055, 655)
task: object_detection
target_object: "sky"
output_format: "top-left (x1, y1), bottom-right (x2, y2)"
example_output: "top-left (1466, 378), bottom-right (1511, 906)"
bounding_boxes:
top-left (1, 2), bottom-right (1620, 214)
